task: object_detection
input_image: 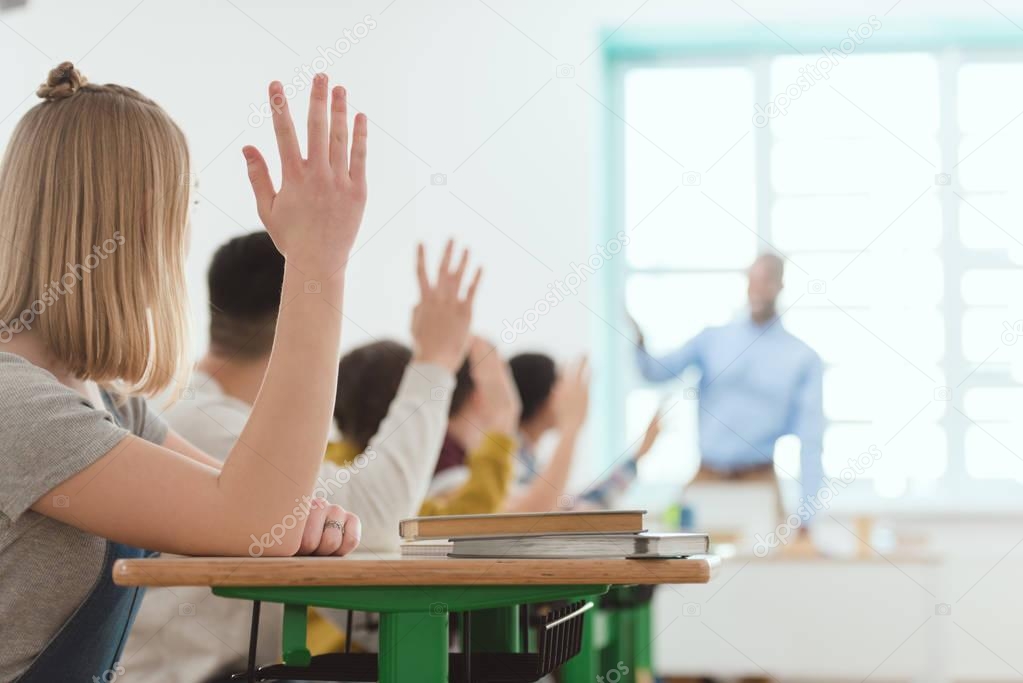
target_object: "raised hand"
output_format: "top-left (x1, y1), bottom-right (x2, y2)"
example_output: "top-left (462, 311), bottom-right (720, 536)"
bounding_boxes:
top-left (469, 337), bottom-right (521, 435)
top-left (635, 408), bottom-right (665, 461)
top-left (411, 240), bottom-right (482, 372)
top-left (242, 74), bottom-right (368, 278)
top-left (552, 357), bottom-right (591, 435)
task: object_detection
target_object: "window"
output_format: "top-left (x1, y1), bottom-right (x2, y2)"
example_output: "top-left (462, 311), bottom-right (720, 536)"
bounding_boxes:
top-left (602, 39), bottom-right (1023, 502)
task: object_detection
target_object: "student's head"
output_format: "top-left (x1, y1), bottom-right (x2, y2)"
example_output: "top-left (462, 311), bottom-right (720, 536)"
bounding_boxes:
top-left (0, 62), bottom-right (191, 395)
top-left (747, 253), bottom-right (784, 322)
top-left (509, 352), bottom-right (558, 433)
top-left (207, 231), bottom-right (285, 361)
top-left (334, 341), bottom-right (413, 452)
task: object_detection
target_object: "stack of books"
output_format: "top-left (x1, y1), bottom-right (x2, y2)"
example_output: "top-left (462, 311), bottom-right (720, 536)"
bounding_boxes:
top-left (398, 510), bottom-right (709, 559)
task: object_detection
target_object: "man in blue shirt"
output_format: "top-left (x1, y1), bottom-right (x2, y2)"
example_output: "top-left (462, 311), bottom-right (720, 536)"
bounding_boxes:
top-left (634, 254), bottom-right (825, 531)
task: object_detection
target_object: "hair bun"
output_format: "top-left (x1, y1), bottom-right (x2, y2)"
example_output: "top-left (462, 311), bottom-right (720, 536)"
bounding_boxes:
top-left (36, 62), bottom-right (88, 101)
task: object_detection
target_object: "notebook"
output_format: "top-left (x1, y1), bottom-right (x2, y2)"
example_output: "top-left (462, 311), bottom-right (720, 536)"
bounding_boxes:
top-left (398, 510), bottom-right (646, 542)
top-left (446, 532), bottom-right (710, 559)
top-left (399, 540), bottom-right (454, 557)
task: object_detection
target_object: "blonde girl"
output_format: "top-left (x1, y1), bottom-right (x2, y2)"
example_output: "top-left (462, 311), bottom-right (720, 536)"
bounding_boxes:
top-left (0, 62), bottom-right (367, 680)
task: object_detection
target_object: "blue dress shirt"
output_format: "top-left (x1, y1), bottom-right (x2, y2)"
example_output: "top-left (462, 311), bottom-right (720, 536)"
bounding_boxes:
top-left (636, 313), bottom-right (825, 517)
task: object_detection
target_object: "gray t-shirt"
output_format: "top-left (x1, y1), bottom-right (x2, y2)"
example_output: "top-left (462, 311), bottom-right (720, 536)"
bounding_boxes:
top-left (0, 353), bottom-right (168, 680)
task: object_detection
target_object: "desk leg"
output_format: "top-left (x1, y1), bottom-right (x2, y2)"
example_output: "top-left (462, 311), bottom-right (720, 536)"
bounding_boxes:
top-left (281, 603), bottom-right (311, 667)
top-left (379, 611), bottom-right (448, 683)
top-left (635, 601), bottom-right (653, 679)
top-left (602, 607), bottom-right (637, 676)
top-left (560, 596), bottom-right (599, 683)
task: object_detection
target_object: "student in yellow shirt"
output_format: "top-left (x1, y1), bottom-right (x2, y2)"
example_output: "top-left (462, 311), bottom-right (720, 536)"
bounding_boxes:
top-left (325, 336), bottom-right (521, 516)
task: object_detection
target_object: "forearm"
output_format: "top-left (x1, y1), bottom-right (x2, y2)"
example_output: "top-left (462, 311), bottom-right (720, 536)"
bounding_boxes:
top-left (217, 265), bottom-right (346, 550)
top-left (578, 458), bottom-right (638, 509)
top-left (322, 362), bottom-right (453, 551)
top-left (636, 345), bottom-right (687, 383)
top-left (504, 429), bottom-right (579, 513)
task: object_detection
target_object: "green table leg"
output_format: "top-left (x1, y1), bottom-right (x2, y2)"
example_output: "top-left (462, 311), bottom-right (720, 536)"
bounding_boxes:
top-left (635, 601), bottom-right (652, 672)
top-left (559, 594), bottom-right (601, 683)
top-left (618, 605), bottom-right (637, 675)
top-left (471, 606), bottom-right (520, 652)
top-left (378, 609), bottom-right (449, 683)
top-left (281, 603), bottom-right (310, 666)
top-left (600, 608), bottom-right (621, 675)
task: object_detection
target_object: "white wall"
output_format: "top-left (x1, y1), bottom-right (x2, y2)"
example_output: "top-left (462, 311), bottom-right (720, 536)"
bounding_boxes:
top-left (0, 0), bottom-right (996, 359)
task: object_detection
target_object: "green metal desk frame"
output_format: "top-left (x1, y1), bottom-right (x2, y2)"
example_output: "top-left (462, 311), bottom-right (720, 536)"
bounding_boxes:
top-left (214, 584), bottom-right (612, 683)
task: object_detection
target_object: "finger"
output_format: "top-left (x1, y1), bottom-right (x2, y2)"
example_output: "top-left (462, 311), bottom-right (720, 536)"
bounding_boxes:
top-left (438, 239), bottom-right (454, 278)
top-left (450, 248), bottom-right (469, 290)
top-left (329, 85), bottom-right (349, 172)
top-left (307, 73), bottom-right (330, 166)
top-left (242, 146), bottom-right (275, 225)
top-left (269, 81), bottom-right (302, 177)
top-left (416, 243), bottom-right (431, 293)
top-left (298, 498), bottom-right (327, 555)
top-left (464, 267), bottom-right (483, 305)
top-left (314, 504), bottom-right (346, 556)
top-left (334, 511), bottom-right (362, 556)
top-left (349, 112), bottom-right (368, 183)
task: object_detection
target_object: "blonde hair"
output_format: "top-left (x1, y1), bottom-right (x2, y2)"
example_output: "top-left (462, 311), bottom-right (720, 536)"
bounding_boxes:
top-left (0, 62), bottom-right (191, 396)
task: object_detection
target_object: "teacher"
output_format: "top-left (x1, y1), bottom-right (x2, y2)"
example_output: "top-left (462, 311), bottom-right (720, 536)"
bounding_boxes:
top-left (633, 253), bottom-right (825, 531)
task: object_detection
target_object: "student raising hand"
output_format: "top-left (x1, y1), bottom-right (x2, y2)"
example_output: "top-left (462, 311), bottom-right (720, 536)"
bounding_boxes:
top-left (243, 75), bottom-right (367, 277)
top-left (0, 65), bottom-right (369, 680)
top-left (412, 240), bottom-right (482, 372)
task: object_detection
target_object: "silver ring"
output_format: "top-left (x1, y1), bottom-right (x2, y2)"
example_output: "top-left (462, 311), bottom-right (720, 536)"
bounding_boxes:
top-left (324, 519), bottom-right (345, 533)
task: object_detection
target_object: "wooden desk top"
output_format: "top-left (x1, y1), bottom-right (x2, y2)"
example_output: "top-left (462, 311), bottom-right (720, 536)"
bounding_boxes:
top-left (113, 554), bottom-right (719, 588)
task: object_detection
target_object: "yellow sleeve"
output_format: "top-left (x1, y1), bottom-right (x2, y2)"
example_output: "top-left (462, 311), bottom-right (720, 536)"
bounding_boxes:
top-left (324, 440), bottom-right (359, 467)
top-left (306, 609), bottom-right (346, 655)
top-left (418, 433), bottom-right (517, 516)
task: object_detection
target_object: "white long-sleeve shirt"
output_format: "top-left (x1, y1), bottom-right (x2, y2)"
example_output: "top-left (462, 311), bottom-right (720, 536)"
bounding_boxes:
top-left (121, 362), bottom-right (453, 683)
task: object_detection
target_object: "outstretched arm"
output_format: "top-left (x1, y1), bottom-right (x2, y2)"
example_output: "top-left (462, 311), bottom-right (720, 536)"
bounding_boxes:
top-left (633, 316), bottom-right (704, 382)
top-left (578, 407), bottom-right (663, 508)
